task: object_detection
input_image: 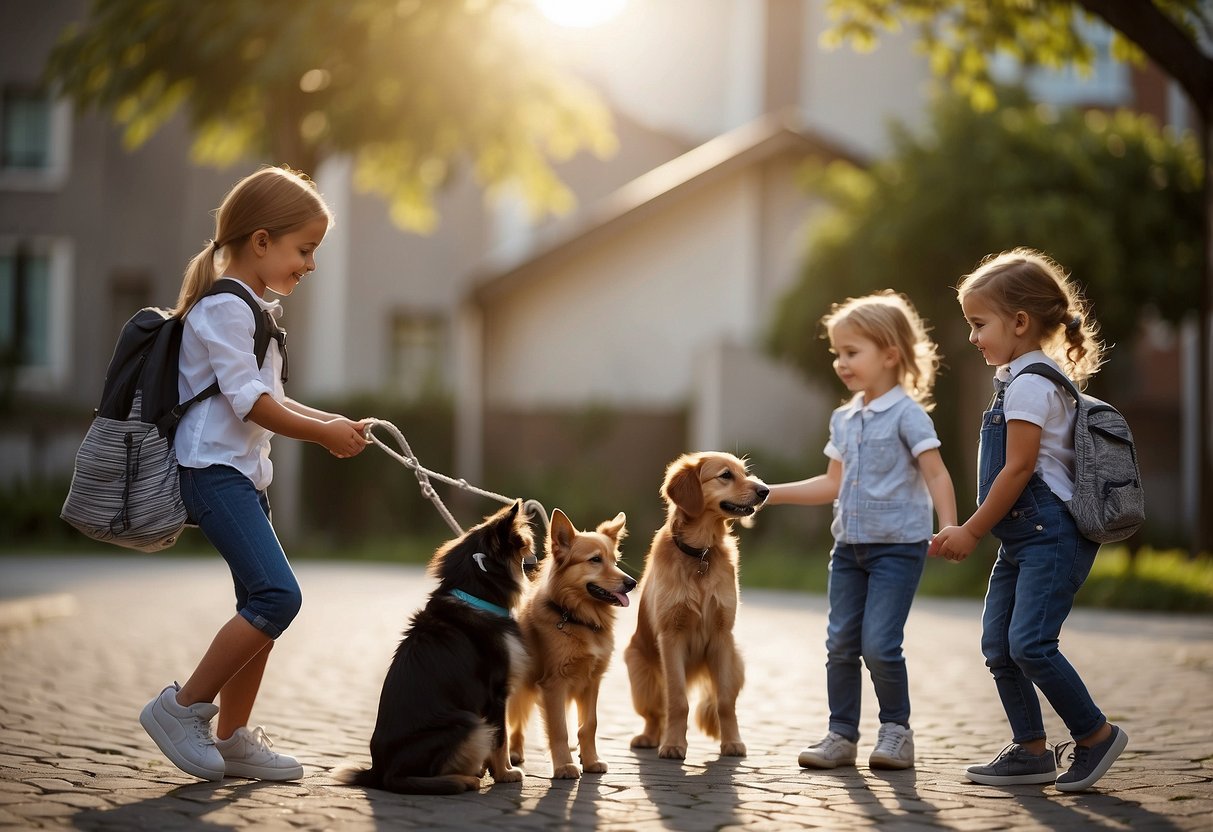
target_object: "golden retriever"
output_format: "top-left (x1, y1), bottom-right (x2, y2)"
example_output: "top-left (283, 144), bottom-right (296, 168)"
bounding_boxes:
top-left (508, 509), bottom-right (636, 779)
top-left (624, 452), bottom-right (768, 760)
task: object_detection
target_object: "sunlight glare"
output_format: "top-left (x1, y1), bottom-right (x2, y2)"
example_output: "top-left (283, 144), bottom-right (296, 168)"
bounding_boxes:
top-left (534, 0), bottom-right (627, 28)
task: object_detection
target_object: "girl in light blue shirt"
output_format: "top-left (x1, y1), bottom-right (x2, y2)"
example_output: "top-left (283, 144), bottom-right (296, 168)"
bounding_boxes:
top-left (767, 290), bottom-right (957, 772)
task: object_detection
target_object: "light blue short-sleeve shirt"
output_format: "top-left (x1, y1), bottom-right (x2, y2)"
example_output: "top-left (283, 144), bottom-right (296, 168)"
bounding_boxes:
top-left (825, 386), bottom-right (942, 544)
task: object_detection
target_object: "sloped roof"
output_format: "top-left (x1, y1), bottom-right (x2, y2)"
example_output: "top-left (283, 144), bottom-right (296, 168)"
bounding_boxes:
top-left (469, 110), bottom-right (866, 305)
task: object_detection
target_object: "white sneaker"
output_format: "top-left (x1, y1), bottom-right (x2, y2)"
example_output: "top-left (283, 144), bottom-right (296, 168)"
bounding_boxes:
top-left (216, 726), bottom-right (304, 781)
top-left (798, 731), bottom-right (858, 769)
top-left (869, 723), bottom-right (914, 770)
top-left (139, 683), bottom-right (226, 781)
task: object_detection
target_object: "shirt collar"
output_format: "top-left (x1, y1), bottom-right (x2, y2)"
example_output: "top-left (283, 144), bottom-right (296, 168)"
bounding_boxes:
top-left (997, 350), bottom-right (1057, 383)
top-left (842, 385), bottom-right (907, 419)
top-left (217, 276), bottom-right (283, 320)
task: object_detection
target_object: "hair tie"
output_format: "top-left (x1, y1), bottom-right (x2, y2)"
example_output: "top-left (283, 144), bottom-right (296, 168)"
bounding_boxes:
top-left (1065, 315), bottom-right (1082, 334)
top-left (210, 239), bottom-right (220, 251)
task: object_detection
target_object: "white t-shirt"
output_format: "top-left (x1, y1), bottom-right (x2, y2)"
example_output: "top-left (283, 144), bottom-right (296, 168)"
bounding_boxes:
top-left (174, 278), bottom-right (285, 491)
top-left (998, 350), bottom-right (1077, 502)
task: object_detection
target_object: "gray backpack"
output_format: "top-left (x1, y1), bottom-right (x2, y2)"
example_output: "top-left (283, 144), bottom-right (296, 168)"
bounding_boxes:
top-left (1019, 363), bottom-right (1145, 544)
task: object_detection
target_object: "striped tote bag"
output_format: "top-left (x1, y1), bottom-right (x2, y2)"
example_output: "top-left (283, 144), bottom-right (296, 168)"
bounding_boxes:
top-left (61, 393), bottom-right (189, 552)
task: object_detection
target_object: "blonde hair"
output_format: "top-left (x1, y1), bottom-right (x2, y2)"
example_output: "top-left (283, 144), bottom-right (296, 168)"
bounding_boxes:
top-left (822, 290), bottom-right (941, 411)
top-left (172, 166), bottom-right (333, 316)
top-left (956, 247), bottom-right (1104, 385)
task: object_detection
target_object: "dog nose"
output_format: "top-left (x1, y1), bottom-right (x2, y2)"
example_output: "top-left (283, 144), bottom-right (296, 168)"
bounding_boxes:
top-left (624, 575), bottom-right (638, 592)
top-left (755, 484), bottom-right (770, 503)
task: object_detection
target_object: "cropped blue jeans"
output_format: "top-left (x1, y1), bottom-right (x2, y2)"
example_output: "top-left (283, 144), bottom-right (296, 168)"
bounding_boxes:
top-left (824, 541), bottom-right (927, 741)
top-left (179, 464), bottom-right (302, 639)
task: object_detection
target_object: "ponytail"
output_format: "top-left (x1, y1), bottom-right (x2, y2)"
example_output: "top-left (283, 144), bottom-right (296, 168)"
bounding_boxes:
top-left (172, 241), bottom-right (220, 318)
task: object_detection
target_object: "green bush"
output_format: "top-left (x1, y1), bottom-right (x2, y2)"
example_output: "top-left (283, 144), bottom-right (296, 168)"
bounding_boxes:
top-left (738, 540), bottom-right (1213, 614)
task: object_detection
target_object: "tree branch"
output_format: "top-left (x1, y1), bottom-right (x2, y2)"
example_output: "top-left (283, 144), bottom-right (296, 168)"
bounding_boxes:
top-left (1074, 0), bottom-right (1213, 122)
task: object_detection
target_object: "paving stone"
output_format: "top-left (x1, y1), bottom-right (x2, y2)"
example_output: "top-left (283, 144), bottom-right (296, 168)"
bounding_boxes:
top-left (1, 554), bottom-right (1210, 830)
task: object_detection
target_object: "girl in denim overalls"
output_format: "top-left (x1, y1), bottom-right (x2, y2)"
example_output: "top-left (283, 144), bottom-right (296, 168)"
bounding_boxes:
top-left (930, 248), bottom-right (1127, 793)
top-left (767, 291), bottom-right (958, 771)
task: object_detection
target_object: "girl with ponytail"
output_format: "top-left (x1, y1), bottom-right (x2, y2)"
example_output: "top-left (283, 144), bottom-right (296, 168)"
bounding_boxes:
top-left (139, 166), bottom-right (371, 782)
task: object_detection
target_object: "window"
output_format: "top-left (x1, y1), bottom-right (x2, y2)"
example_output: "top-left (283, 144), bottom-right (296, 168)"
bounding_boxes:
top-left (0, 237), bottom-right (71, 390)
top-left (2, 89), bottom-right (50, 169)
top-left (989, 19), bottom-right (1130, 107)
top-left (390, 313), bottom-right (447, 401)
top-left (0, 243), bottom-right (51, 369)
top-left (0, 87), bottom-right (70, 189)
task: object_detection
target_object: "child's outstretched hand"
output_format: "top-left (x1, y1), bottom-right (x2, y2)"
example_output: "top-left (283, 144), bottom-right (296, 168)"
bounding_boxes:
top-left (929, 524), bottom-right (978, 562)
top-left (321, 418), bottom-right (371, 459)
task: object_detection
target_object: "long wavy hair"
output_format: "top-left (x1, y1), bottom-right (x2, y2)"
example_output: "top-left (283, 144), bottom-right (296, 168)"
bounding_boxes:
top-left (957, 247), bottom-right (1104, 385)
top-left (171, 166), bottom-right (333, 317)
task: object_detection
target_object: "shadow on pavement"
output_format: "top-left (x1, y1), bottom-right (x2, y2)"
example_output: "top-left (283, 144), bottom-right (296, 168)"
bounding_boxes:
top-left (1014, 789), bottom-right (1183, 830)
top-left (634, 749), bottom-right (742, 831)
top-left (69, 779), bottom-right (277, 830)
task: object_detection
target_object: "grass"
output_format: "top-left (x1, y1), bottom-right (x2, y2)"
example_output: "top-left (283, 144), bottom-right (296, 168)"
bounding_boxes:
top-left (740, 541), bottom-right (1213, 614)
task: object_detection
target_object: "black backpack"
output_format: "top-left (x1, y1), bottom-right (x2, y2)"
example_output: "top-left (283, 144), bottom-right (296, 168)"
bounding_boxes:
top-left (61, 281), bottom-right (286, 551)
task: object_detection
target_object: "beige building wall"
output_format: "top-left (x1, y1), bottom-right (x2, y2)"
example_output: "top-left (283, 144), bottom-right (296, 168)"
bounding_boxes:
top-left (481, 174), bottom-right (762, 409)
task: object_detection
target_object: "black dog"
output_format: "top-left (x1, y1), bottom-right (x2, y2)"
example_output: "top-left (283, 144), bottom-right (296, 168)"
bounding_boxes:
top-left (340, 501), bottom-right (534, 794)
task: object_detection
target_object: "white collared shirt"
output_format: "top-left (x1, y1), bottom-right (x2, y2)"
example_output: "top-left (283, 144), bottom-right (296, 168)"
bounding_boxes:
top-left (174, 278), bottom-right (285, 491)
top-left (998, 350), bottom-right (1077, 502)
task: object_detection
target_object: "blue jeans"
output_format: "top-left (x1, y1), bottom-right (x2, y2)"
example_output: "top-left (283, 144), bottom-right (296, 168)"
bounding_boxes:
top-left (179, 464), bottom-right (302, 639)
top-left (825, 541), bottom-right (927, 741)
top-left (981, 476), bottom-right (1103, 743)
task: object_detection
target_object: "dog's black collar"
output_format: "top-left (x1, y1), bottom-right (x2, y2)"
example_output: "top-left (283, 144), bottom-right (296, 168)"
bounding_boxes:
top-left (673, 535), bottom-right (712, 575)
top-left (547, 600), bottom-right (601, 632)
top-left (673, 535), bottom-right (710, 561)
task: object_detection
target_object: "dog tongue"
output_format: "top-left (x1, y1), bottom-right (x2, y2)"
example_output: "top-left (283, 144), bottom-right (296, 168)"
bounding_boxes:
top-left (613, 591), bottom-right (630, 607)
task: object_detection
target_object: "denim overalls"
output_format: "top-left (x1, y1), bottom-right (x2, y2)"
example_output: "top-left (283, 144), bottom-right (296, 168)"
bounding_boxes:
top-left (977, 378), bottom-right (1105, 744)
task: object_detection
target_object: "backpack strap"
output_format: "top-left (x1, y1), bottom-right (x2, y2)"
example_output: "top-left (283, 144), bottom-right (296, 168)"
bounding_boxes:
top-left (156, 281), bottom-right (287, 435)
top-left (1016, 362), bottom-right (1082, 405)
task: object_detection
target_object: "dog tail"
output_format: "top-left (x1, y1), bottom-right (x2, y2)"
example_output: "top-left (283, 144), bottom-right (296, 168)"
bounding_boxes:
top-left (335, 765), bottom-right (380, 789)
top-left (695, 693), bottom-right (721, 740)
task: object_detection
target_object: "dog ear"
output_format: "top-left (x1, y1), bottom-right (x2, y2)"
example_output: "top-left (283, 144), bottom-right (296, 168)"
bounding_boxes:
top-left (487, 499), bottom-right (523, 553)
top-left (596, 511), bottom-right (627, 543)
top-left (549, 508), bottom-right (576, 561)
top-left (664, 458), bottom-right (704, 516)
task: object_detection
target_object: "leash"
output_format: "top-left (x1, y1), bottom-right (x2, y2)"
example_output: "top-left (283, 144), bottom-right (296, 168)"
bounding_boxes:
top-left (362, 419), bottom-right (546, 563)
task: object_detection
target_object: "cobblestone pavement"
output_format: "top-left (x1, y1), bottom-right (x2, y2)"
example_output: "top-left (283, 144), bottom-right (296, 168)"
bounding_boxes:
top-left (1, 553), bottom-right (1211, 830)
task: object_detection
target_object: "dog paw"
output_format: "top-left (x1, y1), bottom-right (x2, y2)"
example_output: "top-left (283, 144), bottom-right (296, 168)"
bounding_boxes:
top-left (509, 751), bottom-right (524, 766)
top-left (658, 744), bottom-right (687, 760)
top-left (720, 741), bottom-right (747, 757)
top-left (630, 734), bottom-right (658, 749)
top-left (454, 775), bottom-right (483, 791)
top-left (581, 760), bottom-right (608, 774)
top-left (552, 763), bottom-right (581, 780)
top-left (493, 766), bottom-right (524, 784)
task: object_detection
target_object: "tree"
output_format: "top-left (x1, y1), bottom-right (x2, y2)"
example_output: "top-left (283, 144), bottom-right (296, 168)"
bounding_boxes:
top-left (819, 0), bottom-right (1213, 554)
top-left (44, 0), bottom-right (616, 233)
top-left (769, 91), bottom-right (1202, 533)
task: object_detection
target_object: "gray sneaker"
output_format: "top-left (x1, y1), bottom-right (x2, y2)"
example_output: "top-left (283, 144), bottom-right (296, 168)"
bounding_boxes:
top-left (1055, 724), bottom-right (1128, 792)
top-left (798, 731), bottom-right (858, 769)
top-left (966, 742), bottom-right (1057, 785)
